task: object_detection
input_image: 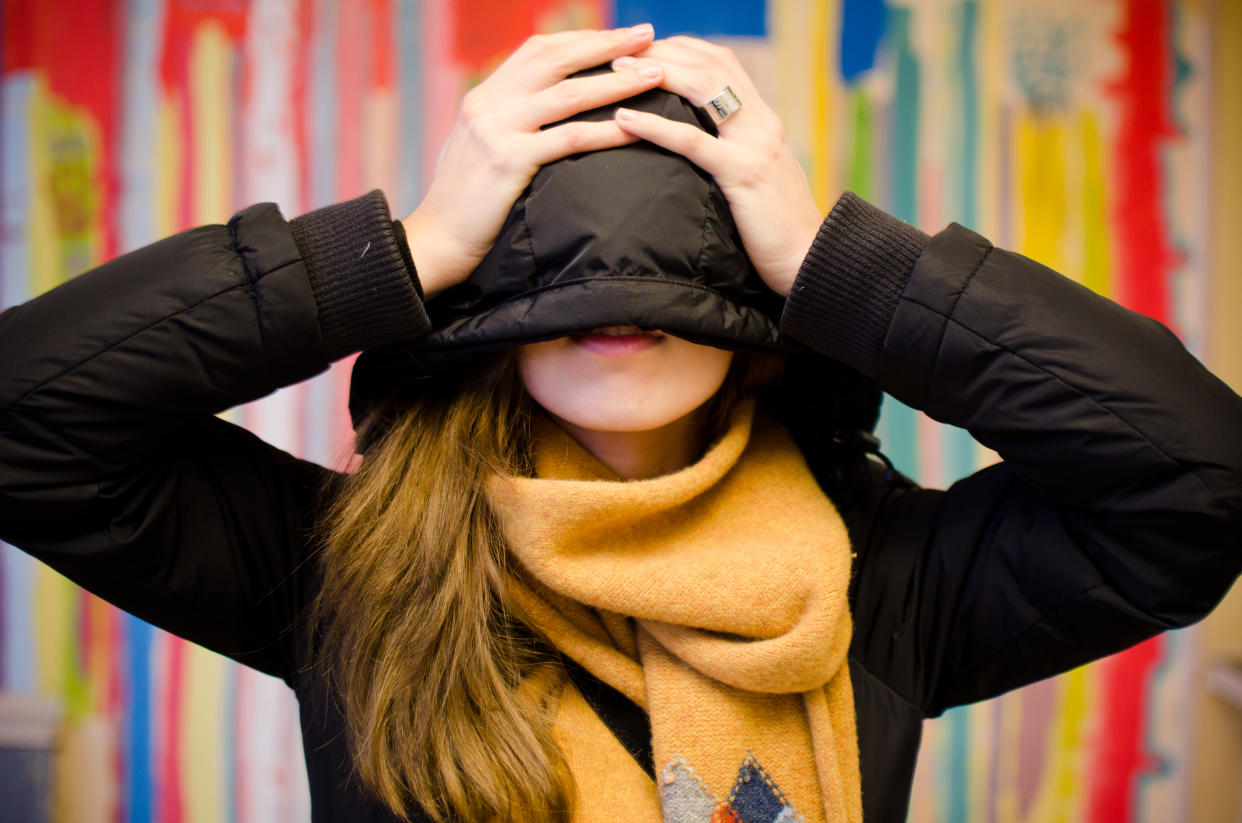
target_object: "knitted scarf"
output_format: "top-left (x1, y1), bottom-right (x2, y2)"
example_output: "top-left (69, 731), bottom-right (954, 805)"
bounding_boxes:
top-left (485, 399), bottom-right (862, 823)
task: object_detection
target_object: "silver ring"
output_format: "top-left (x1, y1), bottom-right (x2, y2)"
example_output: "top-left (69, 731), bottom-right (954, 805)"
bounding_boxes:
top-left (701, 86), bottom-right (742, 126)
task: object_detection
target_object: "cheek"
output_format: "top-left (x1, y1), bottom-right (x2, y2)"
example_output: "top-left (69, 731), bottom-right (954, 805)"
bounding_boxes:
top-left (516, 339), bottom-right (734, 432)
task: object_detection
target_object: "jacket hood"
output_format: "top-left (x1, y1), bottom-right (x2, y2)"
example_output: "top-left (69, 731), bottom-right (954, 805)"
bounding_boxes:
top-left (349, 77), bottom-right (882, 453)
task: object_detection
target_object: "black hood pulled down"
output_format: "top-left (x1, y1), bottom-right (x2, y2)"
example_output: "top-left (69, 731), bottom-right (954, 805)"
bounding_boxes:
top-left (349, 77), bottom-right (882, 479)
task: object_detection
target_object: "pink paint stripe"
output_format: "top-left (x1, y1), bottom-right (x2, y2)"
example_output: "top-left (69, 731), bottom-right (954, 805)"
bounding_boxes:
top-left (158, 637), bottom-right (186, 823)
top-left (334, 0), bottom-right (365, 200)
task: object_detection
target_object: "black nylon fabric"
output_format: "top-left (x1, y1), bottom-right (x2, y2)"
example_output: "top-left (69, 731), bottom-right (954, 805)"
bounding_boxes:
top-left (350, 78), bottom-right (810, 430)
top-left (4, 190), bottom-right (1242, 823)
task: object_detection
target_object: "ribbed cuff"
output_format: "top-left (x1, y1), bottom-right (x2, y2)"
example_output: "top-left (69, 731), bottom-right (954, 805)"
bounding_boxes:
top-left (289, 190), bottom-right (431, 361)
top-left (780, 192), bottom-right (929, 378)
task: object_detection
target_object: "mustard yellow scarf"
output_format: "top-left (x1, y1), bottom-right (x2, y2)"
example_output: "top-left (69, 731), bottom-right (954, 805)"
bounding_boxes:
top-left (485, 399), bottom-right (862, 823)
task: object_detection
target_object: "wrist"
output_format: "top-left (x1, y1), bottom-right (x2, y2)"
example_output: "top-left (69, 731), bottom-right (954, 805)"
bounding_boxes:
top-left (779, 192), bottom-right (929, 377)
top-left (400, 210), bottom-right (454, 300)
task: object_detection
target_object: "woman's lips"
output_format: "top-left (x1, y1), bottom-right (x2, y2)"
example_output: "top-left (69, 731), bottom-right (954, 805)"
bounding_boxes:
top-left (571, 325), bottom-right (664, 355)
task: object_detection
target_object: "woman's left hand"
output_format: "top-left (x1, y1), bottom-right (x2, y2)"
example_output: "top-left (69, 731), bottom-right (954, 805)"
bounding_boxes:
top-left (612, 36), bottom-right (823, 298)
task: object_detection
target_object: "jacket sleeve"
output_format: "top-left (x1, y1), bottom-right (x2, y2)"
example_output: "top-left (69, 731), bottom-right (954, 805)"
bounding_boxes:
top-left (0, 190), bottom-right (430, 682)
top-left (780, 192), bottom-right (1242, 716)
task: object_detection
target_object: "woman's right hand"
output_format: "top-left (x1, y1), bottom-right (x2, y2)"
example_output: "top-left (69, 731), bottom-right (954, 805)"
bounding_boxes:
top-left (401, 24), bottom-right (663, 299)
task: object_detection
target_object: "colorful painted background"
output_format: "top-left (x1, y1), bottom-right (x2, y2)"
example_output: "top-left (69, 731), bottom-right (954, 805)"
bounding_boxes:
top-left (0, 0), bottom-right (1227, 820)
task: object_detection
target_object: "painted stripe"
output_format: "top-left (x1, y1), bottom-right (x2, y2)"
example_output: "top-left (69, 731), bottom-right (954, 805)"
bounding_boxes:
top-left (838, 0), bottom-right (886, 83)
top-left (1109, 0), bottom-right (1177, 325)
top-left (1079, 111), bottom-right (1112, 297)
top-left (308, 0), bottom-right (338, 209)
top-left (613, 0), bottom-right (767, 37)
top-left (1, 544), bottom-right (36, 692)
top-left (394, 0), bottom-right (425, 215)
top-left (124, 615), bottom-right (154, 823)
top-left (334, 0), bottom-right (366, 200)
top-left (0, 73), bottom-right (35, 310)
top-left (119, 0), bottom-right (166, 253)
top-left (182, 644), bottom-right (228, 823)
top-left (873, 6), bottom-right (921, 481)
top-left (157, 636), bottom-right (185, 823)
top-left (189, 21), bottom-right (233, 225)
top-left (809, 0), bottom-right (837, 210)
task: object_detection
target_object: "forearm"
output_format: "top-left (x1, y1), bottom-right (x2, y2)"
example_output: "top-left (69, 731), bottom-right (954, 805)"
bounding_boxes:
top-left (782, 193), bottom-right (1242, 536)
top-left (783, 194), bottom-right (1242, 711)
top-left (0, 191), bottom-right (427, 477)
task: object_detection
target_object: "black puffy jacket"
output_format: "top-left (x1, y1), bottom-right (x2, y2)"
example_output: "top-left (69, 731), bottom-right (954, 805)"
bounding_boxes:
top-left (1, 189), bottom-right (1240, 822)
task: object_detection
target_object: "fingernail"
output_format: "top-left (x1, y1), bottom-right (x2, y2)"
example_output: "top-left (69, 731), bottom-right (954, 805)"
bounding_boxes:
top-left (639, 64), bottom-right (662, 80)
top-left (615, 107), bottom-right (637, 122)
top-left (612, 56), bottom-right (637, 69)
top-left (628, 23), bottom-right (653, 37)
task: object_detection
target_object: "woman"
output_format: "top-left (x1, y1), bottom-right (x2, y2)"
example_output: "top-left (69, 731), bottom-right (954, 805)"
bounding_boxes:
top-left (2, 24), bottom-right (1240, 823)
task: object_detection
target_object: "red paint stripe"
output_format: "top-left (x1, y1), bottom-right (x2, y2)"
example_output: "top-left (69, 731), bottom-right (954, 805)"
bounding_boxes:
top-left (158, 637), bottom-right (187, 823)
top-left (1108, 0), bottom-right (1178, 327)
top-left (22, 1), bottom-right (121, 261)
top-left (2, 0), bottom-right (35, 70)
top-left (449, 0), bottom-right (610, 73)
top-left (452, 0), bottom-right (532, 70)
top-left (1087, 636), bottom-right (1165, 823)
top-left (370, 0), bottom-right (395, 89)
top-left (1087, 8), bottom-right (1180, 819)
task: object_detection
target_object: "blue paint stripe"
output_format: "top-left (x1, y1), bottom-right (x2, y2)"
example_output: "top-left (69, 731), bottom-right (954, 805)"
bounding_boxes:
top-left (223, 657), bottom-right (238, 821)
top-left (612, 0), bottom-right (767, 37)
top-left (943, 426), bottom-right (978, 485)
top-left (888, 6), bottom-right (919, 225)
top-left (395, 0), bottom-right (424, 217)
top-left (938, 1), bottom-right (983, 494)
top-left (119, 0), bottom-right (165, 252)
top-left (309, 0), bottom-right (338, 209)
top-left (873, 8), bottom-right (922, 483)
top-left (0, 543), bottom-right (7, 688)
top-left (876, 398), bottom-right (920, 481)
top-left (125, 615), bottom-right (153, 823)
top-left (0, 544), bottom-right (35, 693)
top-left (944, 705), bottom-right (971, 823)
top-left (840, 0), bottom-right (888, 82)
top-left (0, 74), bottom-right (34, 311)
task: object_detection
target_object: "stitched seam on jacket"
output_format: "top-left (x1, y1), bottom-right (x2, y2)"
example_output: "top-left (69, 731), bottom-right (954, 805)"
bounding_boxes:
top-left (904, 294), bottom-right (1242, 537)
top-left (694, 181), bottom-right (712, 275)
top-left (919, 244), bottom-right (993, 405)
top-left (1, 280), bottom-right (254, 419)
top-left (228, 220), bottom-right (270, 379)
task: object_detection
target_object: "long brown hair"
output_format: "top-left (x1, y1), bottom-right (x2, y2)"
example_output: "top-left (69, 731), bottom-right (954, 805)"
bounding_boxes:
top-left (312, 348), bottom-right (778, 822)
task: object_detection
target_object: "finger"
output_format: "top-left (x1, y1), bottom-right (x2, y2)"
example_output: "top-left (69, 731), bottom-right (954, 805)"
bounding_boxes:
top-left (522, 60), bottom-right (664, 128)
top-left (613, 107), bottom-right (731, 175)
top-left (637, 39), bottom-right (762, 103)
top-left (528, 119), bottom-right (643, 165)
top-left (505, 24), bottom-right (656, 91)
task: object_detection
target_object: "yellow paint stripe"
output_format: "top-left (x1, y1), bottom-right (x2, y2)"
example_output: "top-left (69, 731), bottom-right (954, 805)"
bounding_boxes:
top-left (33, 564), bottom-right (73, 700)
top-left (181, 644), bottom-right (229, 823)
top-left (1016, 112), bottom-right (1069, 276)
top-left (1024, 669), bottom-right (1090, 823)
top-left (1078, 111), bottom-right (1112, 297)
top-left (157, 91), bottom-right (183, 238)
top-left (810, 0), bottom-right (839, 210)
top-left (28, 76), bottom-right (59, 298)
top-left (190, 22), bottom-right (233, 225)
